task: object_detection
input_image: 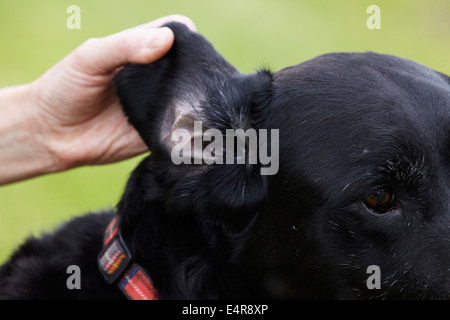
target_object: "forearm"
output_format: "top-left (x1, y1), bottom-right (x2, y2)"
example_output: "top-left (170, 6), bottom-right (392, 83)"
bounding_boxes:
top-left (0, 84), bottom-right (58, 185)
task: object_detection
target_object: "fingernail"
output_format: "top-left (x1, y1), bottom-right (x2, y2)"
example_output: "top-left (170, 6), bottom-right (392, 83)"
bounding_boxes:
top-left (146, 27), bottom-right (172, 49)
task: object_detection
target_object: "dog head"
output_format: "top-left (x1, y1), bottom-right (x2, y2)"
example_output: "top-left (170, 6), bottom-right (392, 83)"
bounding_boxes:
top-left (115, 22), bottom-right (450, 299)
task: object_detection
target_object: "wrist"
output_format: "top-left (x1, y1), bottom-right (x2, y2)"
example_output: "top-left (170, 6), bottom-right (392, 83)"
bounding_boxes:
top-left (0, 84), bottom-right (60, 185)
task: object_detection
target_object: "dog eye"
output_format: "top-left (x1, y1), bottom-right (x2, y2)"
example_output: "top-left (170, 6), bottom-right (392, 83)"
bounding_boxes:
top-left (364, 188), bottom-right (397, 214)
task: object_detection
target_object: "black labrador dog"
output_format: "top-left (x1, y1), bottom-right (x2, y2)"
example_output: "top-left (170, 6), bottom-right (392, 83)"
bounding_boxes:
top-left (1, 22), bottom-right (450, 299)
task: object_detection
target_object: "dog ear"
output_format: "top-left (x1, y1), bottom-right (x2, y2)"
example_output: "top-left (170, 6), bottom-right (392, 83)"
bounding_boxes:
top-left (114, 22), bottom-right (274, 226)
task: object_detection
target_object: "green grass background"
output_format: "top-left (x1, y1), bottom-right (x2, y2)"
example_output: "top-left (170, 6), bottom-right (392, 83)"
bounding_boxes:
top-left (1, 0), bottom-right (450, 264)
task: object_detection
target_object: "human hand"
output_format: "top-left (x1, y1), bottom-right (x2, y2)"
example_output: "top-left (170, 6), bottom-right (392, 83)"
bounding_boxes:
top-left (29, 15), bottom-right (196, 171)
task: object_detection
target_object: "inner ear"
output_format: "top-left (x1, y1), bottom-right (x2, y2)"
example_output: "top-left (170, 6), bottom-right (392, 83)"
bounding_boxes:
top-left (160, 94), bottom-right (205, 152)
top-left (114, 22), bottom-right (274, 226)
top-left (158, 73), bottom-right (274, 222)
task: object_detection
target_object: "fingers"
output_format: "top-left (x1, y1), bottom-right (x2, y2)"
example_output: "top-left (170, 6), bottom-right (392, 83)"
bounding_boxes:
top-left (71, 27), bottom-right (174, 75)
top-left (69, 14), bottom-right (196, 76)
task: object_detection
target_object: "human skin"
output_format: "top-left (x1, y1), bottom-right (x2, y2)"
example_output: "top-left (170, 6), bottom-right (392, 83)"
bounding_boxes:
top-left (0, 15), bottom-right (196, 186)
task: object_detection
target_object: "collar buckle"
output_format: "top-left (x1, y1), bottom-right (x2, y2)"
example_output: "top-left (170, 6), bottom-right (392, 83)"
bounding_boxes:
top-left (98, 229), bottom-right (132, 285)
top-left (98, 215), bottom-right (159, 300)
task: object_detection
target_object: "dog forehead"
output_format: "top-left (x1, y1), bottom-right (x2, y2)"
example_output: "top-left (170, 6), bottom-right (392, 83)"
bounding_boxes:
top-left (270, 51), bottom-right (450, 141)
top-left (268, 52), bottom-right (450, 182)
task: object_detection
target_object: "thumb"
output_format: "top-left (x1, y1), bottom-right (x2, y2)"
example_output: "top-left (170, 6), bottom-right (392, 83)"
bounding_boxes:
top-left (71, 26), bottom-right (174, 75)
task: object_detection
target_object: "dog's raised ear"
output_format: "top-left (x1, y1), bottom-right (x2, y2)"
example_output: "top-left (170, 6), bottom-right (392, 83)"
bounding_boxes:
top-left (114, 22), bottom-right (274, 224)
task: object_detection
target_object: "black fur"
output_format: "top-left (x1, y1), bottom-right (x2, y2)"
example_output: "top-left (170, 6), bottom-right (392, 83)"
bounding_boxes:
top-left (1, 22), bottom-right (450, 299)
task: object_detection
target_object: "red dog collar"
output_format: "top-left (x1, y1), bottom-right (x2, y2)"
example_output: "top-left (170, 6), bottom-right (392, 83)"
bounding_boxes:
top-left (98, 215), bottom-right (158, 300)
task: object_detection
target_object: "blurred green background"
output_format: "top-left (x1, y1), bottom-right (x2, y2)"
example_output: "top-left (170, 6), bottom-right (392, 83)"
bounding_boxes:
top-left (1, 0), bottom-right (450, 264)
